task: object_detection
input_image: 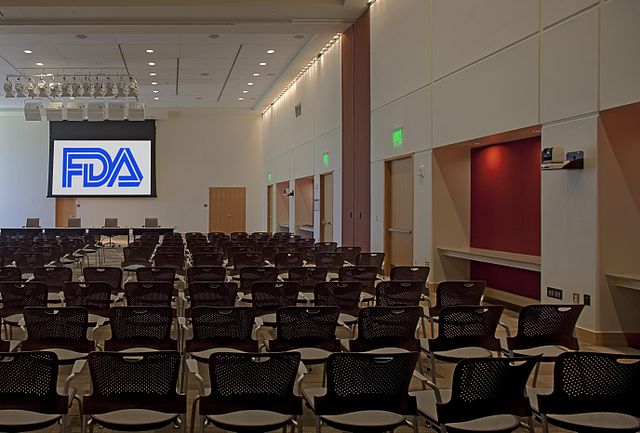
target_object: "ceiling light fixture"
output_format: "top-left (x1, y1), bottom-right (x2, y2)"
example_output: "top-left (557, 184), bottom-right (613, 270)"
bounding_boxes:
top-left (35, 62), bottom-right (43, 66)
top-left (76, 33), bottom-right (88, 39)
top-left (266, 49), bottom-right (275, 54)
top-left (238, 97), bottom-right (244, 101)
top-left (23, 49), bottom-right (32, 54)
top-left (149, 72), bottom-right (156, 76)
top-left (146, 49), bottom-right (154, 53)
top-left (153, 89), bottom-right (159, 93)
top-left (253, 73), bottom-right (260, 77)
top-left (243, 90), bottom-right (249, 94)
top-left (259, 62), bottom-right (267, 66)
top-left (148, 62), bottom-right (156, 66)
top-left (154, 97), bottom-right (159, 100)
top-left (151, 81), bottom-right (158, 85)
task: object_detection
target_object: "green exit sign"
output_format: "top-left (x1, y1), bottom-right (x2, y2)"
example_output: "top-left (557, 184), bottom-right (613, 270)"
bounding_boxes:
top-left (322, 152), bottom-right (330, 167)
top-left (392, 127), bottom-right (404, 148)
top-left (267, 171), bottom-right (272, 182)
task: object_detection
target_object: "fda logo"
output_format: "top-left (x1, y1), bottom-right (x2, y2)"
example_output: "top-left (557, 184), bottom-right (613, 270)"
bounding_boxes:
top-left (62, 147), bottom-right (143, 188)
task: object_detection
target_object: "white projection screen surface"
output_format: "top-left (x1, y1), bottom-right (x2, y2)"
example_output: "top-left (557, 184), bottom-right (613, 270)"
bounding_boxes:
top-left (50, 140), bottom-right (153, 196)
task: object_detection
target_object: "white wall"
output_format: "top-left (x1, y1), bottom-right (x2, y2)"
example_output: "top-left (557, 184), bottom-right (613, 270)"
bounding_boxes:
top-left (0, 112), bottom-right (54, 227)
top-left (262, 40), bottom-right (342, 240)
top-left (76, 109), bottom-right (263, 233)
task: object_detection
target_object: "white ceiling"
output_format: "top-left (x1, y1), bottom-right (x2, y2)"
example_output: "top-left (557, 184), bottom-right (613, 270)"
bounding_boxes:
top-left (0, 0), bottom-right (369, 110)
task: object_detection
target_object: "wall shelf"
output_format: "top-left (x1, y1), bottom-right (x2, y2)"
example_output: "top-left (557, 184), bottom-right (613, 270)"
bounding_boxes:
top-left (298, 225), bottom-right (314, 233)
top-left (438, 246), bottom-right (541, 272)
top-left (605, 273), bottom-right (640, 292)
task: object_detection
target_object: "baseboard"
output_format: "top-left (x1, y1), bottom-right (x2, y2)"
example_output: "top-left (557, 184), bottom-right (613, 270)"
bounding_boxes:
top-left (575, 327), bottom-right (640, 348)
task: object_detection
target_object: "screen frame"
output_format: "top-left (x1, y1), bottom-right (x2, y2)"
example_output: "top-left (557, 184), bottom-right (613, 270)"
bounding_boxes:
top-left (47, 120), bottom-right (157, 198)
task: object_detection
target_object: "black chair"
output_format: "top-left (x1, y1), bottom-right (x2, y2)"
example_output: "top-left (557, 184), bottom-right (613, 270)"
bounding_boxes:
top-left (121, 246), bottom-right (151, 275)
top-left (315, 252), bottom-right (345, 274)
top-left (125, 281), bottom-right (174, 307)
top-left (238, 266), bottom-right (279, 293)
top-left (82, 351), bottom-right (186, 432)
top-left (188, 282), bottom-right (238, 308)
top-left (232, 252), bottom-right (264, 273)
top-left (0, 351), bottom-right (79, 432)
top-left (0, 266), bottom-right (22, 283)
top-left (356, 252), bottom-right (385, 275)
top-left (32, 266), bottom-right (73, 303)
top-left (274, 252), bottom-right (304, 274)
top-left (287, 266), bottom-right (328, 293)
top-left (335, 246), bottom-right (361, 264)
top-left (423, 305), bottom-right (504, 383)
top-left (315, 241), bottom-right (338, 253)
top-left (186, 266), bottom-right (226, 284)
top-left (83, 267), bottom-right (123, 297)
top-left (314, 281), bottom-right (362, 325)
top-left (21, 306), bottom-right (94, 364)
top-left (376, 280), bottom-right (423, 306)
top-left (337, 265), bottom-right (378, 297)
top-left (63, 282), bottom-right (112, 324)
top-left (390, 265), bottom-right (430, 299)
top-left (189, 351), bottom-right (303, 433)
top-left (154, 253), bottom-right (186, 275)
top-left (136, 267), bottom-right (176, 283)
top-left (0, 281), bottom-right (47, 337)
top-left (106, 306), bottom-right (177, 351)
top-left (532, 351), bottom-right (640, 433)
top-left (345, 306), bottom-right (423, 354)
top-left (13, 252), bottom-right (44, 274)
top-left (191, 252), bottom-right (224, 267)
top-left (302, 352), bottom-right (419, 433)
top-left (251, 281), bottom-right (301, 325)
top-left (426, 280), bottom-right (486, 335)
top-left (413, 356), bottom-right (539, 433)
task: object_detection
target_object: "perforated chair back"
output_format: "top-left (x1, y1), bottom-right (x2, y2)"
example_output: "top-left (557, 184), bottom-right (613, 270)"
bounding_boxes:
top-left (314, 242), bottom-right (338, 253)
top-left (317, 352), bottom-right (418, 415)
top-left (274, 252), bottom-right (303, 272)
top-left (201, 351), bottom-right (302, 416)
top-left (106, 306), bottom-right (175, 351)
top-left (431, 280), bottom-right (486, 315)
top-left (189, 282), bottom-right (237, 308)
top-left (124, 281), bottom-right (174, 307)
top-left (315, 252), bottom-right (345, 273)
top-left (352, 306), bottom-right (422, 352)
top-left (508, 304), bottom-right (584, 353)
top-left (63, 282), bottom-right (112, 316)
top-left (0, 266), bottom-right (22, 283)
top-left (287, 267), bottom-right (328, 292)
top-left (436, 356), bottom-right (539, 425)
top-left (25, 218), bottom-right (40, 228)
top-left (390, 266), bottom-right (430, 286)
top-left (13, 253), bottom-right (44, 273)
top-left (191, 252), bottom-right (224, 267)
top-left (187, 306), bottom-right (258, 352)
top-left (430, 305), bottom-right (504, 353)
top-left (144, 218), bottom-right (159, 228)
top-left (187, 266), bottom-right (226, 284)
top-left (84, 351), bottom-right (185, 414)
top-left (314, 281), bottom-right (362, 317)
top-left (83, 267), bottom-right (123, 293)
top-left (67, 217), bottom-right (81, 228)
top-left (376, 281), bottom-right (423, 307)
top-left (0, 351), bottom-right (67, 414)
top-left (104, 218), bottom-right (118, 228)
top-left (239, 266), bottom-right (279, 292)
top-left (299, 246), bottom-right (321, 264)
top-left (355, 252), bottom-right (385, 274)
top-left (272, 306), bottom-right (340, 352)
top-left (32, 267), bottom-right (72, 293)
top-left (0, 281), bottom-right (47, 315)
top-left (251, 281), bottom-right (301, 316)
top-left (338, 266), bottom-right (378, 294)
top-left (122, 246), bottom-right (151, 267)
top-left (336, 246), bottom-right (361, 264)
top-left (537, 351), bottom-right (640, 418)
top-left (232, 252), bottom-right (264, 271)
top-left (22, 306), bottom-right (93, 353)
top-left (135, 267), bottom-right (176, 283)
top-left (154, 253), bottom-right (185, 273)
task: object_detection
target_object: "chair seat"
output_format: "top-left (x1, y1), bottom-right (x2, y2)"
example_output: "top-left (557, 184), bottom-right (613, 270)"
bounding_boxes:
top-left (47, 348), bottom-right (89, 363)
top-left (412, 389), bottom-right (521, 432)
top-left (293, 347), bottom-right (333, 364)
top-left (92, 409), bottom-right (179, 430)
top-left (545, 412), bottom-right (640, 432)
top-left (432, 347), bottom-right (493, 362)
top-left (206, 410), bottom-right (292, 432)
top-left (257, 313), bottom-right (277, 326)
top-left (512, 345), bottom-right (569, 359)
top-left (190, 347), bottom-right (244, 363)
top-left (2, 313), bottom-right (23, 325)
top-left (123, 264), bottom-right (146, 272)
top-left (0, 409), bottom-right (62, 431)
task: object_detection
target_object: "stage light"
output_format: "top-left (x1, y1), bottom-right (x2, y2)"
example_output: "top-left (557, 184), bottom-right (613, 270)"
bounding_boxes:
top-left (4, 78), bottom-right (14, 97)
top-left (61, 78), bottom-right (72, 97)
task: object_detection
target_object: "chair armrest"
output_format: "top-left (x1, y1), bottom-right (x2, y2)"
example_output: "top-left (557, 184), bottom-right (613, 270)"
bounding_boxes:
top-left (9, 340), bottom-right (22, 352)
top-left (498, 321), bottom-right (512, 338)
top-left (413, 370), bottom-right (443, 402)
top-left (186, 359), bottom-right (206, 396)
top-left (92, 316), bottom-right (108, 331)
top-left (63, 360), bottom-right (86, 396)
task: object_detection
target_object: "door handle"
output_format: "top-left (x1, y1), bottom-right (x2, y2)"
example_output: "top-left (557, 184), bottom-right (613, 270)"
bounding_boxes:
top-left (388, 227), bottom-right (412, 234)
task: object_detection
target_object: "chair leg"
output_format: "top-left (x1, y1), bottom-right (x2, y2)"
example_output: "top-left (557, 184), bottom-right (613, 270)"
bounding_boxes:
top-left (412, 415), bottom-right (419, 433)
top-left (525, 416), bottom-right (535, 433)
top-left (190, 396), bottom-right (200, 433)
top-left (60, 415), bottom-right (67, 433)
top-left (182, 414), bottom-right (188, 433)
top-left (297, 415), bottom-right (304, 433)
top-left (430, 354), bottom-right (437, 383)
top-left (532, 361), bottom-right (542, 386)
top-left (541, 414), bottom-right (550, 433)
top-left (80, 415), bottom-right (86, 433)
top-left (315, 416), bottom-right (321, 433)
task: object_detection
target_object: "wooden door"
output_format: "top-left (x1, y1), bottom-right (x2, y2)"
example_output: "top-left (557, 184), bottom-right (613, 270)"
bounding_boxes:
top-left (320, 173), bottom-right (334, 242)
top-left (209, 187), bottom-right (246, 234)
top-left (267, 185), bottom-right (273, 233)
top-left (55, 198), bottom-right (77, 228)
top-left (384, 156), bottom-right (414, 274)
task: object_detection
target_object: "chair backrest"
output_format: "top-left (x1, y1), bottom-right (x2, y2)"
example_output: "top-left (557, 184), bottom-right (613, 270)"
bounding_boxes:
top-left (430, 305), bottom-right (504, 352)
top-left (314, 242), bottom-right (338, 253)
top-left (316, 352), bottom-right (418, 415)
top-left (355, 252), bottom-right (385, 273)
top-left (314, 281), bottom-right (362, 317)
top-left (390, 266), bottom-right (430, 284)
top-left (239, 266), bottom-right (279, 291)
top-left (191, 252), bottom-right (224, 267)
top-left (432, 281), bottom-right (486, 312)
top-left (437, 356), bottom-right (539, 425)
top-left (187, 266), bottom-right (226, 284)
top-left (83, 267), bottom-right (123, 292)
top-left (0, 281), bottom-right (47, 312)
top-left (287, 267), bottom-right (328, 292)
top-left (67, 217), bottom-right (81, 228)
top-left (189, 282), bottom-right (237, 308)
top-left (232, 252), bottom-right (264, 271)
top-left (135, 267), bottom-right (176, 283)
top-left (335, 246), bottom-right (362, 264)
top-left (104, 218), bottom-right (118, 228)
top-left (63, 282), bottom-right (112, 314)
top-left (122, 246), bottom-right (151, 265)
top-left (22, 307), bottom-right (92, 353)
top-left (154, 253), bottom-right (185, 271)
top-left (0, 351), bottom-right (67, 413)
top-left (353, 306), bottom-right (422, 352)
top-left (272, 306), bottom-right (340, 352)
top-left (375, 281), bottom-right (423, 307)
top-left (25, 218), bottom-right (40, 228)
top-left (0, 266), bottom-right (22, 283)
top-left (315, 252), bottom-right (345, 273)
top-left (106, 306), bottom-right (175, 351)
top-left (508, 304), bottom-right (584, 351)
top-left (251, 281), bottom-right (300, 315)
top-left (187, 306), bottom-right (257, 352)
top-left (124, 281), bottom-right (174, 307)
top-left (274, 252), bottom-right (303, 272)
top-left (537, 351), bottom-right (640, 418)
top-left (202, 351), bottom-right (302, 415)
top-left (32, 267), bottom-right (72, 292)
top-left (84, 351), bottom-right (184, 413)
top-left (13, 253), bottom-right (44, 272)
top-left (144, 218), bottom-right (159, 228)
top-left (338, 266), bottom-right (378, 294)
top-left (299, 246), bottom-right (320, 264)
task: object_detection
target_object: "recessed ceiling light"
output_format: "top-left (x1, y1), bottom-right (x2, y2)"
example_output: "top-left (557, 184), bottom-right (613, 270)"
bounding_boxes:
top-left (200, 72), bottom-right (210, 76)
top-left (76, 34), bottom-right (87, 40)
top-left (154, 97), bottom-right (159, 100)
top-left (23, 49), bottom-right (32, 54)
top-left (294, 34), bottom-right (305, 39)
top-left (149, 72), bottom-right (156, 76)
top-left (146, 49), bottom-right (154, 53)
top-left (252, 73), bottom-right (260, 77)
top-left (208, 33), bottom-right (220, 39)
top-left (153, 90), bottom-right (159, 93)
top-left (35, 62), bottom-right (43, 66)
top-left (247, 82), bottom-right (254, 86)
top-left (195, 97), bottom-right (203, 100)
top-left (151, 81), bottom-right (158, 85)
top-left (243, 90), bottom-right (249, 94)
top-left (148, 62), bottom-right (156, 66)
top-left (267, 49), bottom-right (275, 54)
top-left (259, 62), bottom-right (267, 66)
top-left (238, 97), bottom-right (244, 101)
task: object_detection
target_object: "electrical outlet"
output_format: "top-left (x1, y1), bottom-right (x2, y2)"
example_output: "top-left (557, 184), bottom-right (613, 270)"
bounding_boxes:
top-left (572, 293), bottom-right (580, 304)
top-left (547, 286), bottom-right (563, 300)
top-left (584, 294), bottom-right (591, 306)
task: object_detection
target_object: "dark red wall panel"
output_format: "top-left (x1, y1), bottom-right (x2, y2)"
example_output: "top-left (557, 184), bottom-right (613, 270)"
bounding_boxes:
top-left (470, 137), bottom-right (541, 300)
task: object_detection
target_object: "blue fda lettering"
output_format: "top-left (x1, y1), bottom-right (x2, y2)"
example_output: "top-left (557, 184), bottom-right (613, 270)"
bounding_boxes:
top-left (62, 147), bottom-right (143, 188)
